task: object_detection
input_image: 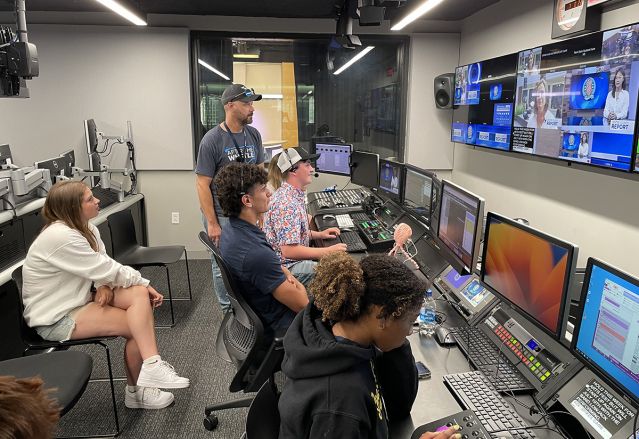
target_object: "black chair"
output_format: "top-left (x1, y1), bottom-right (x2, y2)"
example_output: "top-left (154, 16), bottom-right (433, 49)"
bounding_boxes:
top-left (198, 231), bottom-right (285, 431)
top-left (108, 209), bottom-right (192, 328)
top-left (11, 267), bottom-right (120, 437)
top-left (0, 351), bottom-right (92, 424)
top-left (243, 377), bottom-right (281, 439)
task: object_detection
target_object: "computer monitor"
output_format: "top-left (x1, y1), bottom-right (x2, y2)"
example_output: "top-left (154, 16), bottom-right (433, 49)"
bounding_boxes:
top-left (0, 144), bottom-right (13, 166)
top-left (403, 164), bottom-right (435, 223)
top-left (350, 150), bottom-right (379, 188)
top-left (35, 155), bottom-right (68, 185)
top-left (436, 180), bottom-right (484, 275)
top-left (481, 212), bottom-right (577, 339)
top-left (315, 142), bottom-right (352, 176)
top-left (377, 159), bottom-right (404, 202)
top-left (84, 119), bottom-right (101, 186)
top-left (59, 149), bottom-right (75, 179)
top-left (572, 258), bottom-right (639, 406)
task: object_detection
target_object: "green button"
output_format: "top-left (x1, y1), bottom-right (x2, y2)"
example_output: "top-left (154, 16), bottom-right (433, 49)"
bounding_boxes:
top-left (540, 376), bottom-right (547, 381)
top-left (545, 371), bottom-right (551, 377)
top-left (531, 366), bottom-right (537, 371)
top-left (535, 361), bottom-right (541, 367)
top-left (529, 356), bottom-right (534, 361)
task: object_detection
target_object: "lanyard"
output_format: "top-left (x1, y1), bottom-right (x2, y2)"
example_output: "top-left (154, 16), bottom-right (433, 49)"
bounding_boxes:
top-left (223, 122), bottom-right (247, 163)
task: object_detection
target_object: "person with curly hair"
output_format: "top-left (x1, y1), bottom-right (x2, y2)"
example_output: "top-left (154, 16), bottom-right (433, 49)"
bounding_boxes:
top-left (215, 163), bottom-right (308, 335)
top-left (279, 253), bottom-right (461, 439)
top-left (0, 376), bottom-right (59, 439)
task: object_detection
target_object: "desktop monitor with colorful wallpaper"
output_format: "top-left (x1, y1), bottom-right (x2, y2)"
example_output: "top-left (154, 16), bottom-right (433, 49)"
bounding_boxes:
top-left (451, 54), bottom-right (517, 151)
top-left (481, 213), bottom-right (577, 339)
top-left (512, 23), bottom-right (639, 171)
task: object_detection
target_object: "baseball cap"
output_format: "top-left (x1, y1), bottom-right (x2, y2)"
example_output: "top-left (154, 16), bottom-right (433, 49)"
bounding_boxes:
top-left (221, 84), bottom-right (263, 105)
top-left (277, 147), bottom-right (321, 173)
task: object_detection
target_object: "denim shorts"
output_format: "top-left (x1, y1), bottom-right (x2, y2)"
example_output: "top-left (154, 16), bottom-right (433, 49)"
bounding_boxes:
top-left (35, 305), bottom-right (86, 342)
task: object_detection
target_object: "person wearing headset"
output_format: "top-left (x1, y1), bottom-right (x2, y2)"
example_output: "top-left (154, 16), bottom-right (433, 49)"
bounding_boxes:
top-left (195, 83), bottom-right (265, 314)
top-left (263, 147), bottom-right (347, 286)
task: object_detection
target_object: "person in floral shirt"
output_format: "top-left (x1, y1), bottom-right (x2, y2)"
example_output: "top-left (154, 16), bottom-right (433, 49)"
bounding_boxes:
top-left (263, 148), bottom-right (347, 286)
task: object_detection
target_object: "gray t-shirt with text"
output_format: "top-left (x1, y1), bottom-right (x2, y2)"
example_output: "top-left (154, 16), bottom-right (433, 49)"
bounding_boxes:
top-left (195, 124), bottom-right (264, 216)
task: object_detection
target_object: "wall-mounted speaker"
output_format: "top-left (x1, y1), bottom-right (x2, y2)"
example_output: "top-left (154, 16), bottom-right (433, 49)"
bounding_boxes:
top-left (434, 73), bottom-right (455, 109)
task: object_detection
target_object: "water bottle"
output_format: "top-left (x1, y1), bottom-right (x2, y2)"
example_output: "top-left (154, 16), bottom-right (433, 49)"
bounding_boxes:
top-left (419, 289), bottom-right (437, 336)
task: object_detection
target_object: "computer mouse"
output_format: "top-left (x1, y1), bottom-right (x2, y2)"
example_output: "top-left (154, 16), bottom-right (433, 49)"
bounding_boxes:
top-left (435, 326), bottom-right (456, 346)
top-left (322, 214), bottom-right (336, 221)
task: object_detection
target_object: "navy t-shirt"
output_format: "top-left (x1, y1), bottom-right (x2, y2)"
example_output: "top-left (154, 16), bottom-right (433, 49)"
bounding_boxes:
top-left (195, 125), bottom-right (264, 216)
top-left (219, 217), bottom-right (295, 333)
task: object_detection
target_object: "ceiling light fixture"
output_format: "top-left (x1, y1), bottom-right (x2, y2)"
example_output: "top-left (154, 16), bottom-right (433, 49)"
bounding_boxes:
top-left (390, 0), bottom-right (444, 31)
top-left (233, 53), bottom-right (260, 59)
top-left (333, 46), bottom-right (375, 75)
top-left (197, 59), bottom-right (230, 81)
top-left (95, 0), bottom-right (147, 26)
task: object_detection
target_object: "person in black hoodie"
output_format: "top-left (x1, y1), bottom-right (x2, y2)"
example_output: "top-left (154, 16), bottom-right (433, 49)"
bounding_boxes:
top-left (278, 252), bottom-right (462, 439)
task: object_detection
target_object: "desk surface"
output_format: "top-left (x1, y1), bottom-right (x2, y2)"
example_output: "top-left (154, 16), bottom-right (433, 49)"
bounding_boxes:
top-left (0, 193), bottom-right (143, 286)
top-left (392, 299), bottom-right (563, 439)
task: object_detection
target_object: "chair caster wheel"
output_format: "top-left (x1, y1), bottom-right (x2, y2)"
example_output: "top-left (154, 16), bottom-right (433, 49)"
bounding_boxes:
top-left (203, 414), bottom-right (219, 431)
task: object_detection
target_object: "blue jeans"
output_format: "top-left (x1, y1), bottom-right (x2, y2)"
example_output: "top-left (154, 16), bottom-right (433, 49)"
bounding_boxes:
top-left (288, 260), bottom-right (317, 288)
top-left (203, 214), bottom-right (231, 313)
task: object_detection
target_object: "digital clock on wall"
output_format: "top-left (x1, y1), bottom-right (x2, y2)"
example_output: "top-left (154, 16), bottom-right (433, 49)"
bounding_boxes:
top-left (552, 0), bottom-right (600, 39)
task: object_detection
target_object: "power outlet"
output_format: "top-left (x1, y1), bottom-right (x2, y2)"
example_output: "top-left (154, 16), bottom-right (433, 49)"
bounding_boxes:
top-left (171, 212), bottom-right (180, 224)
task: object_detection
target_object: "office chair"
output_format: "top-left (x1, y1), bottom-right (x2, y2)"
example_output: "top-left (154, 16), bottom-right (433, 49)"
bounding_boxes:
top-left (0, 350), bottom-right (92, 420)
top-left (108, 209), bottom-right (192, 328)
top-left (243, 377), bottom-right (281, 439)
top-left (11, 267), bottom-right (121, 437)
top-left (198, 231), bottom-right (285, 432)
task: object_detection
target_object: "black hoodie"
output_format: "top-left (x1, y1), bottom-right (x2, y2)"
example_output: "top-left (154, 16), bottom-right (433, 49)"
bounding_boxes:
top-left (278, 302), bottom-right (418, 439)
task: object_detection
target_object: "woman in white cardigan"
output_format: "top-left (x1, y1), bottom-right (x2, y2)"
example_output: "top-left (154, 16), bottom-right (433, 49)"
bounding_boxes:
top-left (22, 180), bottom-right (189, 410)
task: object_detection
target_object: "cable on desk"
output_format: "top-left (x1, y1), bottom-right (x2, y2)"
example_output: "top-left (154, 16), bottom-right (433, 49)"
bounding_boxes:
top-left (1, 196), bottom-right (17, 218)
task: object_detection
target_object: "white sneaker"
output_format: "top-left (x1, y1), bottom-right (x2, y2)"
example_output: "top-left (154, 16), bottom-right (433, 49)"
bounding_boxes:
top-left (125, 386), bottom-right (174, 409)
top-left (136, 360), bottom-right (190, 389)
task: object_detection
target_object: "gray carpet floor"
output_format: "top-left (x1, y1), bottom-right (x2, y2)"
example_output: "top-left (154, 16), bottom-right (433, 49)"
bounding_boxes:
top-left (56, 259), bottom-right (250, 439)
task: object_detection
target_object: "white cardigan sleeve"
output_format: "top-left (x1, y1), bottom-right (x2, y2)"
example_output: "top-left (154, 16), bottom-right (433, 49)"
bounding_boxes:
top-left (47, 228), bottom-right (150, 289)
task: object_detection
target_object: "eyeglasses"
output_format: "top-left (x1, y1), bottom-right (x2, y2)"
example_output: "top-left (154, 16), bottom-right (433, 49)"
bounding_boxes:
top-left (228, 88), bottom-right (255, 103)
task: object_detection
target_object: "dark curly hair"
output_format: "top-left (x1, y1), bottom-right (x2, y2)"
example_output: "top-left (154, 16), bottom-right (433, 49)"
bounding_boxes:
top-left (310, 253), bottom-right (429, 322)
top-left (214, 163), bottom-right (268, 217)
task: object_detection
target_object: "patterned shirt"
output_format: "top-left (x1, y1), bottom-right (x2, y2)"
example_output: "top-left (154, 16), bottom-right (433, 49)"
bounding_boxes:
top-left (263, 182), bottom-right (309, 266)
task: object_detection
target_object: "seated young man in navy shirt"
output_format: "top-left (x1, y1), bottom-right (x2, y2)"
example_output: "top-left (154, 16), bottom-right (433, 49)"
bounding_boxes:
top-left (215, 162), bottom-right (309, 334)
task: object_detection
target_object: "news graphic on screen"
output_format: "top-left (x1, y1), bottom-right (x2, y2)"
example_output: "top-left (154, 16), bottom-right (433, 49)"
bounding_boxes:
top-left (437, 181), bottom-right (484, 273)
top-left (378, 159), bottom-right (403, 200)
top-left (573, 259), bottom-right (639, 407)
top-left (511, 24), bottom-right (639, 171)
top-left (315, 143), bottom-right (352, 176)
top-left (451, 54), bottom-right (517, 151)
top-left (403, 166), bottom-right (433, 219)
top-left (481, 213), bottom-right (576, 337)
top-left (453, 63), bottom-right (481, 106)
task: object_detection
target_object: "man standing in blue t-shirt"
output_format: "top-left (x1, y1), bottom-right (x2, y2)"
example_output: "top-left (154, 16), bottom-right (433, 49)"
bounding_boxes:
top-left (195, 84), bottom-right (265, 313)
top-left (215, 163), bottom-right (308, 334)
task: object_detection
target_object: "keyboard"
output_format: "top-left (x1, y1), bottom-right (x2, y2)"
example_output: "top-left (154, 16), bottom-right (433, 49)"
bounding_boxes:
top-left (336, 214), bottom-right (354, 228)
top-left (339, 230), bottom-right (367, 252)
top-left (451, 326), bottom-right (534, 393)
top-left (91, 187), bottom-right (121, 209)
top-left (444, 371), bottom-right (537, 439)
top-left (323, 230), bottom-right (367, 253)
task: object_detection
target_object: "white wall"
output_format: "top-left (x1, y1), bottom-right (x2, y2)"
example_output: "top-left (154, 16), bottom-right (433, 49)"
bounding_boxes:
top-left (454, 0), bottom-right (639, 274)
top-left (0, 25), bottom-right (193, 171)
top-left (405, 34), bottom-right (460, 171)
